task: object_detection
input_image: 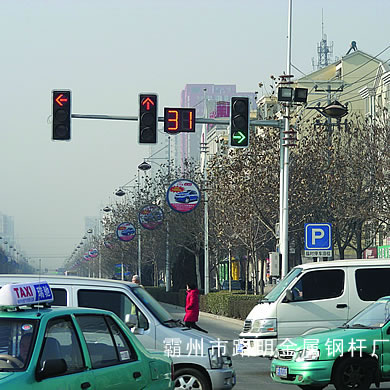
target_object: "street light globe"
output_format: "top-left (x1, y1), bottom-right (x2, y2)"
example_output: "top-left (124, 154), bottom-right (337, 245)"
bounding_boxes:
top-left (323, 101), bottom-right (348, 118)
top-left (138, 161), bottom-right (152, 171)
top-left (115, 189), bottom-right (126, 197)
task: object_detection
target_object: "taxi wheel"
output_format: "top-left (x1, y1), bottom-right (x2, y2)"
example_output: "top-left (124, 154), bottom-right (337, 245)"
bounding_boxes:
top-left (174, 368), bottom-right (210, 390)
top-left (333, 357), bottom-right (371, 390)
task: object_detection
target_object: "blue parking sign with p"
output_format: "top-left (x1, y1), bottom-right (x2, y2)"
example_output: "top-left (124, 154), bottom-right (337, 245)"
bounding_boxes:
top-left (305, 223), bottom-right (332, 250)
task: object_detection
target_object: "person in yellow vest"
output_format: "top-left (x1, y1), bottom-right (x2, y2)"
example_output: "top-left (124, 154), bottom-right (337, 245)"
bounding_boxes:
top-left (130, 275), bottom-right (143, 316)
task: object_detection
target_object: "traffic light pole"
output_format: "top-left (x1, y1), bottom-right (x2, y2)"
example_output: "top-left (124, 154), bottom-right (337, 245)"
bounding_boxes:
top-left (71, 113), bottom-right (284, 285)
top-left (280, 0), bottom-right (293, 279)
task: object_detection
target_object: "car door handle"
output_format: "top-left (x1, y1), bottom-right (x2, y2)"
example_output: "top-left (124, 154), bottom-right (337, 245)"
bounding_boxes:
top-left (133, 371), bottom-right (142, 379)
top-left (336, 304), bottom-right (347, 308)
top-left (81, 382), bottom-right (91, 389)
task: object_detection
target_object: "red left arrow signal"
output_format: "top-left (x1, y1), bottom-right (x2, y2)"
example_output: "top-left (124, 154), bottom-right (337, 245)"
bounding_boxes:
top-left (55, 94), bottom-right (68, 107)
top-left (142, 97), bottom-right (155, 111)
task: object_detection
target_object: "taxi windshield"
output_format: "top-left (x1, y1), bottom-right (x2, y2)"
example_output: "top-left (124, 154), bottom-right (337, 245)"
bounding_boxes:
top-left (0, 318), bottom-right (38, 371)
top-left (345, 298), bottom-right (390, 329)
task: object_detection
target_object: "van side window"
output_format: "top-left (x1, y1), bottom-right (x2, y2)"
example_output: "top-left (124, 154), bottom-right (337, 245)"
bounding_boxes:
top-left (292, 270), bottom-right (344, 301)
top-left (77, 289), bottom-right (149, 330)
top-left (52, 288), bottom-right (67, 306)
top-left (356, 269), bottom-right (390, 301)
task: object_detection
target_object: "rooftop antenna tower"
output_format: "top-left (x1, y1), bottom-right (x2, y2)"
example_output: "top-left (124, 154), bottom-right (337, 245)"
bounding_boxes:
top-left (312, 9), bottom-right (334, 70)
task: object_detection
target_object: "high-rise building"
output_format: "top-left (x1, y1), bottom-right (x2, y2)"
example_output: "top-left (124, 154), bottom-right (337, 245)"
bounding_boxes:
top-left (0, 213), bottom-right (14, 247)
top-left (175, 84), bottom-right (256, 169)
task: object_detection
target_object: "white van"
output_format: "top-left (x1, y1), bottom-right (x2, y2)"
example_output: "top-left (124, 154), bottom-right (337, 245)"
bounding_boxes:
top-left (0, 275), bottom-right (236, 390)
top-left (239, 259), bottom-right (390, 357)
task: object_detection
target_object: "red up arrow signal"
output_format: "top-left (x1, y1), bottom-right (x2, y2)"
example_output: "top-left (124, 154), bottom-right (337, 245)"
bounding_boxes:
top-left (142, 97), bottom-right (155, 111)
top-left (55, 94), bottom-right (68, 107)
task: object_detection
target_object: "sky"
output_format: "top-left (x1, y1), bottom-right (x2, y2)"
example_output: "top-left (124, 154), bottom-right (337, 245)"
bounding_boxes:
top-left (0, 0), bottom-right (389, 271)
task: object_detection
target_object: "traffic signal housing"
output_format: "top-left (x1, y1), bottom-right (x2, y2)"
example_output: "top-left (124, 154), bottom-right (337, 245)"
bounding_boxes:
top-left (230, 97), bottom-right (249, 148)
top-left (139, 94), bottom-right (158, 144)
top-left (52, 90), bottom-right (71, 140)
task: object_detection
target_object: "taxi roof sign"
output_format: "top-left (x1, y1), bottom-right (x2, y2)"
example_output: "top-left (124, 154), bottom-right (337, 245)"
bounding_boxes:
top-left (0, 281), bottom-right (53, 308)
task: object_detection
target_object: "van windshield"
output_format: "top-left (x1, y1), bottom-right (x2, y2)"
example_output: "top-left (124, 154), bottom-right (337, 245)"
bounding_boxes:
top-left (131, 286), bottom-right (177, 325)
top-left (263, 268), bottom-right (303, 302)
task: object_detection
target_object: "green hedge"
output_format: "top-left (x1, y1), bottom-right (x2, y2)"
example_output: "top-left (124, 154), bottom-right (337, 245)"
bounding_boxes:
top-left (146, 287), bottom-right (186, 306)
top-left (199, 292), bottom-right (259, 319)
top-left (146, 287), bottom-right (260, 320)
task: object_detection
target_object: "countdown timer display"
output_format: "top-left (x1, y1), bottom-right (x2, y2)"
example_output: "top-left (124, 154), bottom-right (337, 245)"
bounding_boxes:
top-left (164, 108), bottom-right (196, 133)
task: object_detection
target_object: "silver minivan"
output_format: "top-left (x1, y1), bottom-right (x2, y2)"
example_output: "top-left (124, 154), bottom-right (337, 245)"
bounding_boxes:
top-left (0, 275), bottom-right (236, 390)
top-left (239, 259), bottom-right (390, 358)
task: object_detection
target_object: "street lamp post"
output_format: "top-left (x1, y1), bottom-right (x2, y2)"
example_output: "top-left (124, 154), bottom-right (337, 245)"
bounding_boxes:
top-left (137, 139), bottom-right (172, 291)
top-left (112, 140), bottom-right (171, 287)
top-left (201, 87), bottom-right (210, 294)
top-left (136, 162), bottom-right (151, 281)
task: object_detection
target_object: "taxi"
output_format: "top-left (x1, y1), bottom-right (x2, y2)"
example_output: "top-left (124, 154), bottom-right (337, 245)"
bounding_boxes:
top-left (270, 295), bottom-right (390, 390)
top-left (0, 281), bottom-right (173, 389)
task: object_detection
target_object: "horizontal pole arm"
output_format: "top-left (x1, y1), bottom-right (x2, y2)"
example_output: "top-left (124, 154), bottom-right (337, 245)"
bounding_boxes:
top-left (72, 113), bottom-right (282, 128)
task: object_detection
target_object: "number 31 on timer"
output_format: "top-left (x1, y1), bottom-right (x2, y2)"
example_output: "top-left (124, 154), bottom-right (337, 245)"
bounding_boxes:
top-left (164, 108), bottom-right (196, 133)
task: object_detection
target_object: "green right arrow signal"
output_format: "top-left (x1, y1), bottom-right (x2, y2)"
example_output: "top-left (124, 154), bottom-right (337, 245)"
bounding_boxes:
top-left (232, 131), bottom-right (246, 144)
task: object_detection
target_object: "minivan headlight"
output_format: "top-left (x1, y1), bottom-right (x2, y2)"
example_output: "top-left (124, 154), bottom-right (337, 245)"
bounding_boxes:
top-left (250, 318), bottom-right (276, 334)
top-left (208, 348), bottom-right (223, 369)
top-left (295, 349), bottom-right (320, 362)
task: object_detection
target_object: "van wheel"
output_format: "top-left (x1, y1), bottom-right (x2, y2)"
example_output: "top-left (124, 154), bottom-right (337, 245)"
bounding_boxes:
top-left (298, 386), bottom-right (326, 390)
top-left (333, 357), bottom-right (371, 390)
top-left (174, 368), bottom-right (210, 390)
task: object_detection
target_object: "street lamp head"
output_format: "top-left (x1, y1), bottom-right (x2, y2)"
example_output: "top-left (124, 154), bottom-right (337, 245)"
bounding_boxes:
top-left (83, 236), bottom-right (87, 240)
top-left (138, 161), bottom-right (152, 171)
top-left (103, 206), bottom-right (112, 212)
top-left (115, 189), bottom-right (126, 197)
top-left (277, 87), bottom-right (294, 102)
top-left (87, 229), bottom-right (93, 234)
top-left (294, 88), bottom-right (308, 103)
top-left (323, 100), bottom-right (348, 118)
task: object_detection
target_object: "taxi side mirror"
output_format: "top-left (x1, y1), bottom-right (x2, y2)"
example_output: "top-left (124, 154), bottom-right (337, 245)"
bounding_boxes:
top-left (36, 358), bottom-right (67, 381)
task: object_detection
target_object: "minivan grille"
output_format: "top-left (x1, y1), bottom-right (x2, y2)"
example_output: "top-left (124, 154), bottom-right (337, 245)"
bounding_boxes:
top-left (243, 320), bottom-right (252, 333)
top-left (278, 349), bottom-right (295, 361)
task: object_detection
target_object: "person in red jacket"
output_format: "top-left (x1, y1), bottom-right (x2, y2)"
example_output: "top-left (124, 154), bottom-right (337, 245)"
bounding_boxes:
top-left (184, 282), bottom-right (208, 333)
